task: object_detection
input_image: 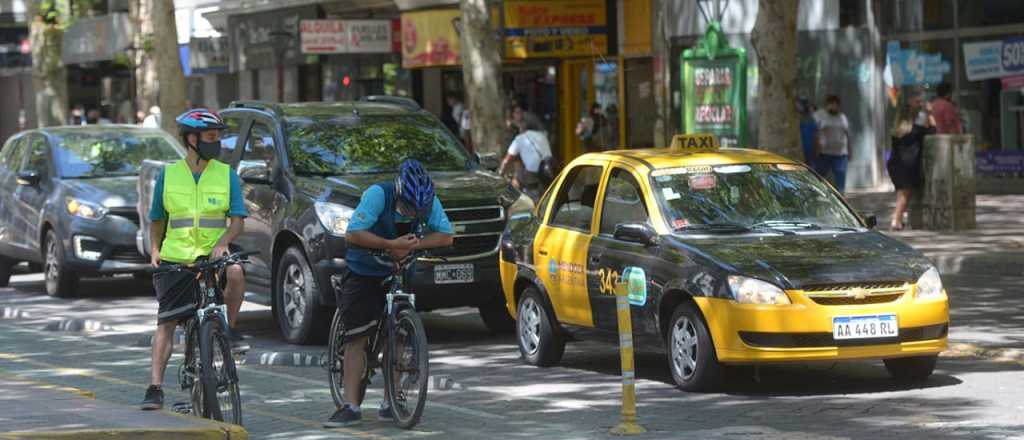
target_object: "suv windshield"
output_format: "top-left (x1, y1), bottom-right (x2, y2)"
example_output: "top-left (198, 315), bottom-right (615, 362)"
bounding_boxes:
top-left (54, 132), bottom-right (182, 178)
top-left (650, 163), bottom-right (861, 232)
top-left (285, 113), bottom-right (471, 175)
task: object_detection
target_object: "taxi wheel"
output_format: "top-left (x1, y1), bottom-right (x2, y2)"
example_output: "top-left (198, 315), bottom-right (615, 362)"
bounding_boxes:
top-left (667, 302), bottom-right (721, 391)
top-left (516, 287), bottom-right (564, 367)
top-left (0, 257), bottom-right (12, 287)
top-left (884, 355), bottom-right (937, 381)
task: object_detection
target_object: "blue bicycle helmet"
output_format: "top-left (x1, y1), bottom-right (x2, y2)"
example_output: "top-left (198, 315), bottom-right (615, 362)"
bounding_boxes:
top-left (395, 159), bottom-right (435, 217)
top-left (175, 108), bottom-right (228, 133)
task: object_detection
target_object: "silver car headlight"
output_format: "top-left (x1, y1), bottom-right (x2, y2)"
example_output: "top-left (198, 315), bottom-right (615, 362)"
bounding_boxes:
top-left (508, 192), bottom-right (535, 220)
top-left (66, 197), bottom-right (107, 220)
top-left (915, 266), bottom-right (945, 300)
top-left (728, 276), bottom-right (791, 305)
top-left (314, 202), bottom-right (354, 236)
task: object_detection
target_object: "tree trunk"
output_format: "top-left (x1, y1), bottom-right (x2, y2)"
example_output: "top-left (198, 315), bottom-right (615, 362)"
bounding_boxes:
top-left (459, 0), bottom-right (505, 157)
top-left (28, 12), bottom-right (67, 127)
top-left (153, 0), bottom-right (187, 133)
top-left (750, 0), bottom-right (801, 160)
top-left (132, 0), bottom-right (158, 113)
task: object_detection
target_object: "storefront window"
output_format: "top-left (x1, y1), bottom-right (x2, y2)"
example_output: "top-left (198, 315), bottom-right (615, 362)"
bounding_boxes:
top-left (957, 0), bottom-right (1024, 28)
top-left (878, 0), bottom-right (954, 34)
top-left (960, 34), bottom-right (1024, 151)
top-left (594, 61), bottom-right (620, 149)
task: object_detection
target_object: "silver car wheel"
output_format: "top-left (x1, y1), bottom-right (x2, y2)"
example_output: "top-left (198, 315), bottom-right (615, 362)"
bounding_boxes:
top-left (518, 296), bottom-right (542, 356)
top-left (671, 315), bottom-right (699, 381)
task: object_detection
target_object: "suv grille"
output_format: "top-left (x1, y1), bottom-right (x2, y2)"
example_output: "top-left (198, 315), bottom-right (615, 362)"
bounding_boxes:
top-left (109, 246), bottom-right (147, 263)
top-left (801, 282), bottom-right (909, 306)
top-left (445, 206), bottom-right (503, 223)
top-left (433, 234), bottom-right (500, 257)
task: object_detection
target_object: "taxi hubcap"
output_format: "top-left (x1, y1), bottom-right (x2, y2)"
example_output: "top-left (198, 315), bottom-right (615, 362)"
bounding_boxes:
top-left (282, 263), bottom-right (306, 329)
top-left (518, 298), bottom-right (542, 356)
top-left (671, 316), bottom-right (699, 380)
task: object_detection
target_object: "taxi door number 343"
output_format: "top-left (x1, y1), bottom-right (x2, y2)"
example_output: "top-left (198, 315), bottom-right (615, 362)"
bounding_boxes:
top-left (832, 314), bottom-right (899, 340)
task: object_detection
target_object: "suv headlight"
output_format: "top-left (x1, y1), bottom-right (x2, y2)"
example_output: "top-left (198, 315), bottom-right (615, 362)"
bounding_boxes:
top-left (728, 276), bottom-right (791, 305)
top-left (508, 192), bottom-right (534, 220)
top-left (314, 202), bottom-right (354, 236)
top-left (915, 266), bottom-right (945, 300)
top-left (66, 197), bottom-right (107, 220)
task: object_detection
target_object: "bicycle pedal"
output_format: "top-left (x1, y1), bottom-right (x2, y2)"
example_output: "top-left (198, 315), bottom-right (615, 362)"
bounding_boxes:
top-left (171, 402), bottom-right (192, 414)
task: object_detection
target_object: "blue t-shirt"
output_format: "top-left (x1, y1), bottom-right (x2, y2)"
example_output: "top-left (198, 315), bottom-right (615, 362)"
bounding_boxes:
top-left (347, 185), bottom-right (453, 235)
top-left (148, 167), bottom-right (248, 222)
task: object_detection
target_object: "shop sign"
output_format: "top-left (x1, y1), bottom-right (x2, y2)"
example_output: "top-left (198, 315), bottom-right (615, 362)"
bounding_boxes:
top-left (301, 20), bottom-right (347, 54)
top-left (62, 13), bottom-right (132, 64)
top-left (188, 37), bottom-right (229, 73)
top-left (1002, 75), bottom-right (1024, 90)
top-left (504, 0), bottom-right (607, 58)
top-left (885, 41), bottom-right (950, 86)
top-left (347, 20), bottom-right (395, 53)
top-left (228, 5), bottom-right (317, 71)
top-left (964, 37), bottom-right (1024, 81)
top-left (977, 150), bottom-right (1024, 175)
top-left (401, 8), bottom-right (461, 68)
top-left (680, 22), bottom-right (747, 148)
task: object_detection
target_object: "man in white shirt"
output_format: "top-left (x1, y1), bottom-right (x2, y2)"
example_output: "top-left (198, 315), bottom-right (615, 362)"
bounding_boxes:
top-left (813, 94), bottom-right (851, 193)
top-left (499, 118), bottom-right (552, 199)
top-left (445, 93), bottom-right (465, 137)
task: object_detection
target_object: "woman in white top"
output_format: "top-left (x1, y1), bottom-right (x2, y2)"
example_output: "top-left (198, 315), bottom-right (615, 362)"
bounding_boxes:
top-left (499, 118), bottom-right (552, 200)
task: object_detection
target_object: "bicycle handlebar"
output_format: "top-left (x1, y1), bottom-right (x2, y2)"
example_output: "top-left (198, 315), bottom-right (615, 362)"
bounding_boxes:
top-left (152, 250), bottom-right (260, 274)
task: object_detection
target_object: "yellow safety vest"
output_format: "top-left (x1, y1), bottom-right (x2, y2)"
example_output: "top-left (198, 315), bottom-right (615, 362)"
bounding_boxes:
top-left (161, 159), bottom-right (230, 264)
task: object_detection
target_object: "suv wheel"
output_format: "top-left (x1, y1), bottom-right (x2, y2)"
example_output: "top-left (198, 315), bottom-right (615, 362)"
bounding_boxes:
top-left (274, 246), bottom-right (330, 344)
top-left (667, 302), bottom-right (721, 391)
top-left (516, 287), bottom-right (564, 367)
top-left (44, 230), bottom-right (79, 298)
top-left (478, 299), bottom-right (515, 334)
top-left (0, 256), bottom-right (13, 287)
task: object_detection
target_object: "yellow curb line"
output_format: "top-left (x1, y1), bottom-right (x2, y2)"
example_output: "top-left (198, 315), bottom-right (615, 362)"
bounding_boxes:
top-left (0, 370), bottom-right (96, 399)
top-left (0, 351), bottom-right (387, 440)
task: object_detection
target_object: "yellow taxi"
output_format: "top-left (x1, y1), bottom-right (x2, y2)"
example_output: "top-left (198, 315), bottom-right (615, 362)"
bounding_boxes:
top-left (498, 134), bottom-right (949, 391)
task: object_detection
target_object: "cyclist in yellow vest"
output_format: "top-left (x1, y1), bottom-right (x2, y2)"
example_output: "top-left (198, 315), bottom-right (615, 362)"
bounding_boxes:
top-left (141, 109), bottom-right (248, 411)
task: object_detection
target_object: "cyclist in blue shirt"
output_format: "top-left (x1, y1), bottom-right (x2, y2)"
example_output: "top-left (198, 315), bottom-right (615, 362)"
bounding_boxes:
top-left (325, 159), bottom-right (453, 428)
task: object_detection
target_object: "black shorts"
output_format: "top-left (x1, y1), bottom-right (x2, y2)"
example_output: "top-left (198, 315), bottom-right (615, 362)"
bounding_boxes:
top-left (335, 269), bottom-right (387, 343)
top-left (153, 264), bottom-right (199, 325)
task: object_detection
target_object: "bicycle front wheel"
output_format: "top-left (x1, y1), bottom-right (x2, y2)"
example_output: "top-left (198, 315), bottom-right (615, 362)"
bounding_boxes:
top-left (384, 307), bottom-right (429, 429)
top-left (199, 316), bottom-right (243, 425)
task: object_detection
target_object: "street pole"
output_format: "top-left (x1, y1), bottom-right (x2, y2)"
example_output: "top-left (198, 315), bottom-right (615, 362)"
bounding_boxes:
top-left (610, 272), bottom-right (645, 436)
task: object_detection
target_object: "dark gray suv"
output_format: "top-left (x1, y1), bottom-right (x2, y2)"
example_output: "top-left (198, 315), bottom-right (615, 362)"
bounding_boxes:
top-left (0, 126), bottom-right (183, 296)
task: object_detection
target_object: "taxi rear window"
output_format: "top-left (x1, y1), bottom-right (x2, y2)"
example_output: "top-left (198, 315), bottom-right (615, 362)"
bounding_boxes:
top-left (650, 163), bottom-right (860, 232)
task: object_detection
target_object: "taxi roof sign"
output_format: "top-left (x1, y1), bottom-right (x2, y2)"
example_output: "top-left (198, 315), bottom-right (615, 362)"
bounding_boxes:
top-left (670, 134), bottom-right (719, 151)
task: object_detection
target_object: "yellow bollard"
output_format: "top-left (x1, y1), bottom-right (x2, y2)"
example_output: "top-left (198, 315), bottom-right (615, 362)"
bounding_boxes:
top-left (610, 283), bottom-right (646, 435)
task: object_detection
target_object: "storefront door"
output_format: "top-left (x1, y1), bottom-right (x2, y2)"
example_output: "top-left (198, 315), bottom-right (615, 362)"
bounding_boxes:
top-left (561, 59), bottom-right (595, 163)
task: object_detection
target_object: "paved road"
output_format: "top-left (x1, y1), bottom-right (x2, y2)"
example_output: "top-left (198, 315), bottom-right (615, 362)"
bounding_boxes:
top-left (1, 268), bottom-right (1023, 439)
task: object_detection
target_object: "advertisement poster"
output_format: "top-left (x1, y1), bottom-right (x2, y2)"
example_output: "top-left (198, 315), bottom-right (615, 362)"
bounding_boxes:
top-left (301, 20), bottom-right (346, 54)
top-left (963, 37), bottom-right (1024, 81)
top-left (401, 9), bottom-right (461, 68)
top-left (504, 0), bottom-right (607, 58)
top-left (682, 57), bottom-right (746, 147)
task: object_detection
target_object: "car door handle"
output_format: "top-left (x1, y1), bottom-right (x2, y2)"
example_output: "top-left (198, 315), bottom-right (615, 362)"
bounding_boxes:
top-left (589, 254), bottom-right (601, 264)
top-left (538, 249), bottom-right (549, 256)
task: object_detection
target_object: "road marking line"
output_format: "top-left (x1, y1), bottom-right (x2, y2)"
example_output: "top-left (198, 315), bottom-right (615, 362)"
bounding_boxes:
top-left (0, 321), bottom-right (505, 421)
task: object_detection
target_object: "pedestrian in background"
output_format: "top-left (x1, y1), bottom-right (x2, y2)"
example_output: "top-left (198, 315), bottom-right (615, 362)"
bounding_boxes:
top-left (499, 115), bottom-right (552, 200)
top-left (813, 95), bottom-right (851, 193)
top-left (887, 88), bottom-right (935, 230)
top-left (445, 92), bottom-right (465, 138)
top-left (576, 103), bottom-right (606, 152)
top-left (142, 106), bottom-right (161, 128)
top-left (930, 83), bottom-right (963, 135)
top-left (797, 97), bottom-right (818, 165)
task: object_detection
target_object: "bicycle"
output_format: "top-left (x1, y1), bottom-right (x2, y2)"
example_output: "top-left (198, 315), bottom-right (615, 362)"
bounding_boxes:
top-left (326, 247), bottom-right (434, 429)
top-left (154, 250), bottom-right (257, 425)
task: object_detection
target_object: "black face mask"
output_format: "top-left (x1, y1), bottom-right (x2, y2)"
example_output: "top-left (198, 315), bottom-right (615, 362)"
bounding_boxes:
top-left (190, 140), bottom-right (221, 161)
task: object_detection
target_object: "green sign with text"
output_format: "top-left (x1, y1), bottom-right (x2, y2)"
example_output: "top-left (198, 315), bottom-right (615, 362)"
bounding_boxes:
top-left (681, 22), bottom-right (748, 148)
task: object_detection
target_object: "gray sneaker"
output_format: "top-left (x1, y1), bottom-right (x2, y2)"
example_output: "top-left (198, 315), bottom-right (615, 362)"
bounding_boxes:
top-left (324, 405), bottom-right (362, 428)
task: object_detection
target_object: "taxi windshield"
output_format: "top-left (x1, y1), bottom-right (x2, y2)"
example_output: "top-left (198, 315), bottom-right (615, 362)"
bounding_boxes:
top-left (650, 163), bottom-right (861, 232)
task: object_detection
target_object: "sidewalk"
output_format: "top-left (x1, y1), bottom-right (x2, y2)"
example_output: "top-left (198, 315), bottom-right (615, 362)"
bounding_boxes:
top-left (0, 376), bottom-right (247, 439)
top-left (845, 192), bottom-right (1024, 277)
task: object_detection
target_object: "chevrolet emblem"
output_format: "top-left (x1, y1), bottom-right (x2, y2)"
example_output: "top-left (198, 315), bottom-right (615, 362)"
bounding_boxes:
top-left (851, 288), bottom-right (868, 300)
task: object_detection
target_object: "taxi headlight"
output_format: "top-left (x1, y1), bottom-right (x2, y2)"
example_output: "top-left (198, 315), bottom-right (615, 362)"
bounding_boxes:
top-left (508, 192), bottom-right (535, 220)
top-left (727, 276), bottom-right (791, 305)
top-left (915, 266), bottom-right (945, 300)
top-left (66, 197), bottom-right (107, 220)
top-left (314, 202), bottom-right (354, 236)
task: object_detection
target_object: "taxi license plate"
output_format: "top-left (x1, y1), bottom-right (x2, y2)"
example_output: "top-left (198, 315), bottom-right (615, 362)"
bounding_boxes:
top-left (434, 264), bottom-right (474, 284)
top-left (832, 314), bottom-right (898, 340)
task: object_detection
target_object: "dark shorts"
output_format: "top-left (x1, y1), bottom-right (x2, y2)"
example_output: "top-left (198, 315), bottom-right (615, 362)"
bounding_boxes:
top-left (334, 269), bottom-right (387, 343)
top-left (153, 264), bottom-right (199, 325)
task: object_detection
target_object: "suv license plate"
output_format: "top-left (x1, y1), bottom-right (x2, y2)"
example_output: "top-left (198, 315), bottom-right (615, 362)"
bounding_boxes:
top-left (832, 314), bottom-right (898, 340)
top-left (434, 264), bottom-right (474, 284)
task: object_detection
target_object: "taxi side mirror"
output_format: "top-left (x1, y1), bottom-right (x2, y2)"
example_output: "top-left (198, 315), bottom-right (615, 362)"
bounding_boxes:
top-left (613, 223), bottom-right (659, 247)
top-left (863, 213), bottom-right (878, 229)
